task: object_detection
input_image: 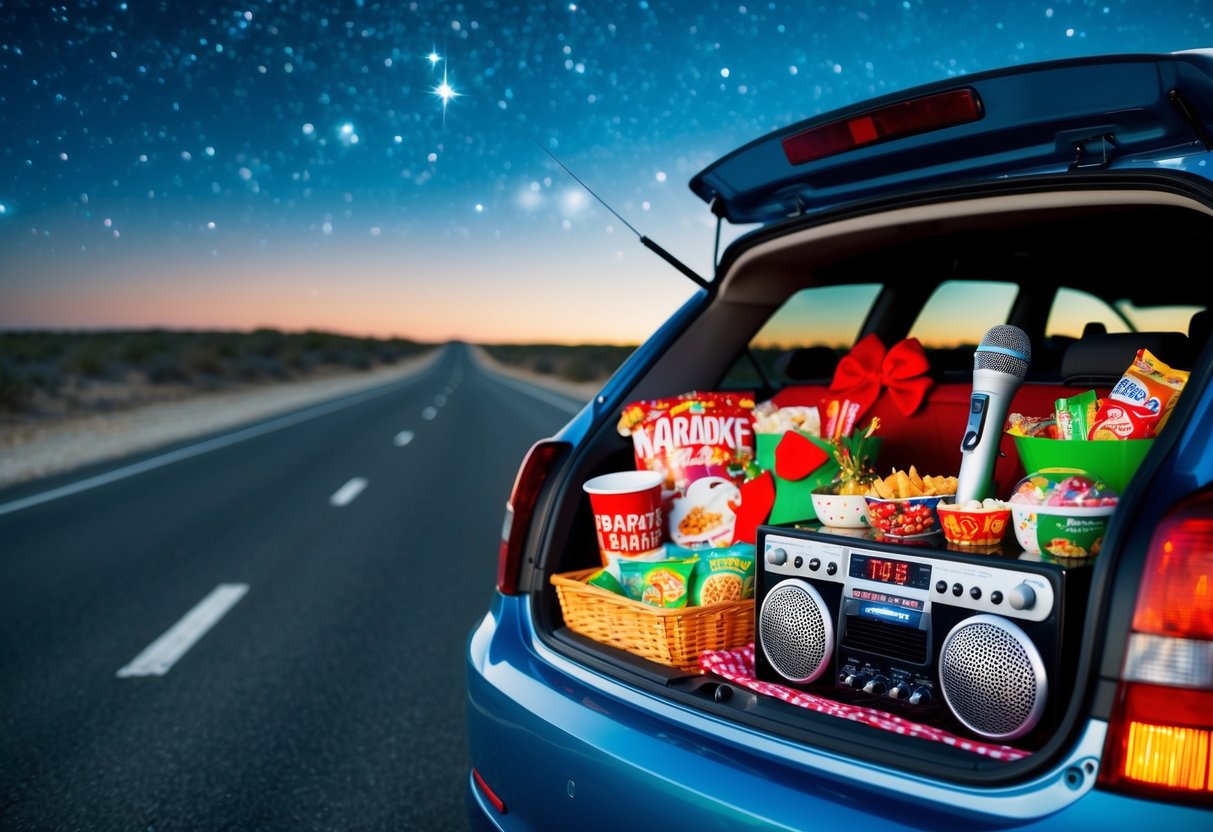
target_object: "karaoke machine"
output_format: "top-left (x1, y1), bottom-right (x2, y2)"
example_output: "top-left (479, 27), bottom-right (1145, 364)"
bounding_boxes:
top-left (754, 525), bottom-right (1093, 750)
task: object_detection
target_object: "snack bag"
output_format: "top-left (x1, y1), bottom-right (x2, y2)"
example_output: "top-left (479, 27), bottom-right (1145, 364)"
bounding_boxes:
top-left (618, 558), bottom-right (698, 608)
top-left (687, 545), bottom-right (756, 606)
top-left (586, 567), bottom-right (625, 595)
top-left (618, 392), bottom-right (756, 548)
top-left (1088, 349), bottom-right (1189, 440)
top-left (1055, 390), bottom-right (1100, 441)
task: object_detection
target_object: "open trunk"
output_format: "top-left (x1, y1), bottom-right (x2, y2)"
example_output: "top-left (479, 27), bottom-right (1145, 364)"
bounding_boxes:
top-left (520, 174), bottom-right (1213, 785)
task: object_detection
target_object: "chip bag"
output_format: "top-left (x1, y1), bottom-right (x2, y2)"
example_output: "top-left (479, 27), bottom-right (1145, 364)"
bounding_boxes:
top-left (1088, 349), bottom-right (1189, 440)
top-left (618, 558), bottom-right (698, 608)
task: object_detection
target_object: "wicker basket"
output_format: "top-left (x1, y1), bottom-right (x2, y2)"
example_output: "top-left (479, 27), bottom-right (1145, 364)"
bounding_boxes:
top-left (550, 568), bottom-right (755, 673)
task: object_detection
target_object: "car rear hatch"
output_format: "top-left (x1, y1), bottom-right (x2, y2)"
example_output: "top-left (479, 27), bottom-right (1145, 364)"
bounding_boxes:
top-left (690, 50), bottom-right (1213, 225)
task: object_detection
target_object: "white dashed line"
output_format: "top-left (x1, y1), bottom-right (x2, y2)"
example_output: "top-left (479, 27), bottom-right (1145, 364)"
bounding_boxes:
top-left (117, 583), bottom-right (249, 678)
top-left (393, 430), bottom-right (415, 447)
top-left (330, 477), bottom-right (368, 506)
top-left (422, 406), bottom-right (438, 420)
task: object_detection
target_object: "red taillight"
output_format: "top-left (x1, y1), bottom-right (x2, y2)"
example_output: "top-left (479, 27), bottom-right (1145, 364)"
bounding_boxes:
top-left (471, 767), bottom-right (507, 814)
top-left (497, 439), bottom-right (569, 596)
top-left (1100, 489), bottom-right (1213, 803)
top-left (782, 87), bottom-right (983, 166)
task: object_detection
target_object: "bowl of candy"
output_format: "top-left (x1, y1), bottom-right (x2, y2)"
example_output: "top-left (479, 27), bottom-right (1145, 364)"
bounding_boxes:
top-left (864, 494), bottom-right (947, 537)
top-left (1008, 468), bottom-right (1119, 557)
top-left (937, 498), bottom-right (1012, 546)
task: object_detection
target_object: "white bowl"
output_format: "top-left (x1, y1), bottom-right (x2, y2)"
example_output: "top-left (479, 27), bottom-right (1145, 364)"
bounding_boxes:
top-left (810, 492), bottom-right (870, 528)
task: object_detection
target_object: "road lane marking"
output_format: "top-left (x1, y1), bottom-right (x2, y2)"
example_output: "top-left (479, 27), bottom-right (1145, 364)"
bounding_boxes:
top-left (393, 430), bottom-right (415, 447)
top-left (485, 373), bottom-right (585, 415)
top-left (422, 406), bottom-right (438, 420)
top-left (330, 477), bottom-right (368, 506)
top-left (117, 583), bottom-right (249, 678)
top-left (0, 361), bottom-right (443, 518)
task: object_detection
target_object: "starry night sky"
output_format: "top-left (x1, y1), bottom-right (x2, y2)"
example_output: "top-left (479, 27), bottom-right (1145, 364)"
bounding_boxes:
top-left (1, 1), bottom-right (1209, 342)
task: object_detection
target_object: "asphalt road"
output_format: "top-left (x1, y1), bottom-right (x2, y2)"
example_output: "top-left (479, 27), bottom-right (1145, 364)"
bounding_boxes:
top-left (0, 343), bottom-right (585, 831)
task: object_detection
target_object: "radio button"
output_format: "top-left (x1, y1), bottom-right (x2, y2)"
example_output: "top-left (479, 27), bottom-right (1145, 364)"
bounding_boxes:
top-left (767, 547), bottom-right (788, 566)
top-left (863, 676), bottom-right (889, 695)
top-left (843, 672), bottom-right (869, 689)
top-left (935, 580), bottom-right (948, 594)
top-left (809, 557), bottom-right (821, 572)
top-left (1009, 582), bottom-right (1037, 610)
top-left (951, 583), bottom-right (963, 597)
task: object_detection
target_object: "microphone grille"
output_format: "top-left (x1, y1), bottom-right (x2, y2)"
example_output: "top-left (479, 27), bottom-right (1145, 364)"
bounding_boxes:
top-left (974, 325), bottom-right (1031, 378)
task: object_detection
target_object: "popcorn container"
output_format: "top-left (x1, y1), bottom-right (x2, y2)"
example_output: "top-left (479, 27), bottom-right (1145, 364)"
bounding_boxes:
top-left (583, 470), bottom-right (667, 568)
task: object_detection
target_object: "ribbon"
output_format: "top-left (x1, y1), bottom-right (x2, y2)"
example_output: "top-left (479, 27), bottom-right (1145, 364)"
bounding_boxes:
top-left (828, 333), bottom-right (933, 418)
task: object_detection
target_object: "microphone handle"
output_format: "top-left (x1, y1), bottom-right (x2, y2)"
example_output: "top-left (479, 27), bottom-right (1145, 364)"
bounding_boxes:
top-left (955, 372), bottom-right (1022, 504)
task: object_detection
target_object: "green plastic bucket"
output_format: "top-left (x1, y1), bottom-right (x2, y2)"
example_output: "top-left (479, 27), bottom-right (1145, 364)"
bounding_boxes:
top-left (1011, 435), bottom-right (1154, 494)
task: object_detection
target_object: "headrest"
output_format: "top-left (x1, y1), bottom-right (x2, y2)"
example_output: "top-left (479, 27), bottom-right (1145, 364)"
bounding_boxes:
top-left (1061, 331), bottom-right (1190, 385)
top-left (775, 346), bottom-right (840, 382)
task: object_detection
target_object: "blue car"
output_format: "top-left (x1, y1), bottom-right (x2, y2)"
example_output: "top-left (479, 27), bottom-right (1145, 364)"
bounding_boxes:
top-left (467, 50), bottom-right (1213, 829)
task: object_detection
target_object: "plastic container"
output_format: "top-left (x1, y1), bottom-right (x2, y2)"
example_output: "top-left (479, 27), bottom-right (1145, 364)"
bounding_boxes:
top-left (1011, 435), bottom-right (1153, 494)
top-left (1008, 468), bottom-right (1118, 557)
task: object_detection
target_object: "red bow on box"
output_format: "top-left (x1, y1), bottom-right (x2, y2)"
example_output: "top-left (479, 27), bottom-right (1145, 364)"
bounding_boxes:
top-left (828, 333), bottom-right (933, 418)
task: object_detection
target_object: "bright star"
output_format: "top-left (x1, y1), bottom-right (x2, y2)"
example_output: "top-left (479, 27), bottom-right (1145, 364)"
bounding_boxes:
top-left (427, 51), bottom-right (440, 66)
top-left (431, 65), bottom-right (460, 126)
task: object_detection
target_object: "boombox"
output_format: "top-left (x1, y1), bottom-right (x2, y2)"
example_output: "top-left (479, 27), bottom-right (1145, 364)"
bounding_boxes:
top-left (755, 525), bottom-right (1092, 750)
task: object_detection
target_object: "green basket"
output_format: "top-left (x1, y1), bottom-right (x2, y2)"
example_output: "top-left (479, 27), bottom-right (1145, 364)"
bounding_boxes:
top-left (1011, 435), bottom-right (1154, 494)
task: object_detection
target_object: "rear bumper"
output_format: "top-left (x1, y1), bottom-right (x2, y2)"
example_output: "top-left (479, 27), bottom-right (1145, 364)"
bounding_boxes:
top-left (466, 592), bottom-right (1210, 830)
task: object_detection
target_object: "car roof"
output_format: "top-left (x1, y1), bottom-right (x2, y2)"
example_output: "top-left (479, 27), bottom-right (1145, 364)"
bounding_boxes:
top-left (690, 50), bottom-right (1213, 225)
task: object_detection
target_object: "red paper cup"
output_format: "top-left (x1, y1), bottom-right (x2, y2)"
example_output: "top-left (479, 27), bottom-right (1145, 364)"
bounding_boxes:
top-left (583, 470), bottom-right (667, 567)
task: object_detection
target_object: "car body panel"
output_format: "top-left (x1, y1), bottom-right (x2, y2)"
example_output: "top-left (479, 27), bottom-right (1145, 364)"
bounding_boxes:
top-left (691, 51), bottom-right (1213, 224)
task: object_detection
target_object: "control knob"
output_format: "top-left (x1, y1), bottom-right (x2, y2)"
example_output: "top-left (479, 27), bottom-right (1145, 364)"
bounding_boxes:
top-left (862, 675), bottom-right (889, 696)
top-left (908, 687), bottom-right (932, 706)
top-left (767, 547), bottom-right (788, 566)
top-left (1008, 582), bottom-right (1037, 611)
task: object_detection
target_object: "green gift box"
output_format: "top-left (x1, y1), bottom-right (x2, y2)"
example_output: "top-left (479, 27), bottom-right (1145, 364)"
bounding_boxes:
top-left (755, 431), bottom-right (881, 524)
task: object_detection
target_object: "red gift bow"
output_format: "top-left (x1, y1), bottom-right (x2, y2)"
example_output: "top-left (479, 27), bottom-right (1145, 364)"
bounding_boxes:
top-left (828, 333), bottom-right (933, 418)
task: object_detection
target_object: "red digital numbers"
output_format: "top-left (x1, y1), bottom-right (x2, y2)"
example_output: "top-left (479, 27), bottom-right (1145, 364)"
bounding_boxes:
top-left (867, 558), bottom-right (910, 585)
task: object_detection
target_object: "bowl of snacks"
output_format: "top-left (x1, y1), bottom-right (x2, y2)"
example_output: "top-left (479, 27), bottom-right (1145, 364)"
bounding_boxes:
top-left (861, 467), bottom-right (957, 537)
top-left (938, 499), bottom-right (1012, 546)
top-left (810, 490), bottom-right (870, 528)
top-left (1008, 468), bottom-right (1119, 557)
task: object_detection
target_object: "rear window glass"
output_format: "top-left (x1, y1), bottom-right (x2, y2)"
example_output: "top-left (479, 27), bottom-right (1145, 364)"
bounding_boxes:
top-left (909, 280), bottom-right (1017, 348)
top-left (1045, 288), bottom-right (1132, 339)
top-left (724, 284), bottom-right (881, 387)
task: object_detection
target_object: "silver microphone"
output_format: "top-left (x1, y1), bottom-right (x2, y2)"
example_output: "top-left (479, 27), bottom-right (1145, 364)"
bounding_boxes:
top-left (955, 325), bottom-right (1031, 504)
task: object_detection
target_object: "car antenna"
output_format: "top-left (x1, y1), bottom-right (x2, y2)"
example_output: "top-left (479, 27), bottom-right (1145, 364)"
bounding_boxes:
top-left (536, 142), bottom-right (711, 289)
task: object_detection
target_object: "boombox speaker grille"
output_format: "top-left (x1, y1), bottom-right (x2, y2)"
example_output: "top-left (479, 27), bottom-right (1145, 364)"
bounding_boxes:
top-left (938, 614), bottom-right (1048, 741)
top-left (758, 580), bottom-right (833, 684)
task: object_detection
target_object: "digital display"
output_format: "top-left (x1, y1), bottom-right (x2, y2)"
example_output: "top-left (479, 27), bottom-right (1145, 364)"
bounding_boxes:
top-left (849, 553), bottom-right (932, 589)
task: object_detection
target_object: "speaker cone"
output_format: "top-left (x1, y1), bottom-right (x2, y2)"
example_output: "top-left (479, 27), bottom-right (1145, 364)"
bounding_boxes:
top-left (758, 580), bottom-right (834, 684)
top-left (938, 614), bottom-right (1047, 741)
